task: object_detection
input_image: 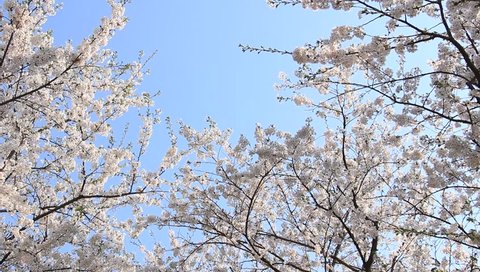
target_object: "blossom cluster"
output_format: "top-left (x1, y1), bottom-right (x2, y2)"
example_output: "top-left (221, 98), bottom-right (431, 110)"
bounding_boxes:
top-left (0, 1), bottom-right (170, 270)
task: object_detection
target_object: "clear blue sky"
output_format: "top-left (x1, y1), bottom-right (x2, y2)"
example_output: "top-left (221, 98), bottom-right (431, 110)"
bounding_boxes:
top-left (45, 1), bottom-right (356, 167)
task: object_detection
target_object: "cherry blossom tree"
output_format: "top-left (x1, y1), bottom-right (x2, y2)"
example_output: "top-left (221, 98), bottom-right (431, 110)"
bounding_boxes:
top-left (0, 0), bottom-right (171, 270)
top-left (139, 0), bottom-right (480, 271)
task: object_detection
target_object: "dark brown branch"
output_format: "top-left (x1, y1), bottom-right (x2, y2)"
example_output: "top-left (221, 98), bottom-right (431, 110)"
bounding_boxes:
top-left (0, 54), bottom-right (81, 107)
top-left (0, 32), bottom-right (14, 68)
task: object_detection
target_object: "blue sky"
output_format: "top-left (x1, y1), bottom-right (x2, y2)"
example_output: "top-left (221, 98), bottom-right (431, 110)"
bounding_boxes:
top-left (45, 1), bottom-right (358, 168)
